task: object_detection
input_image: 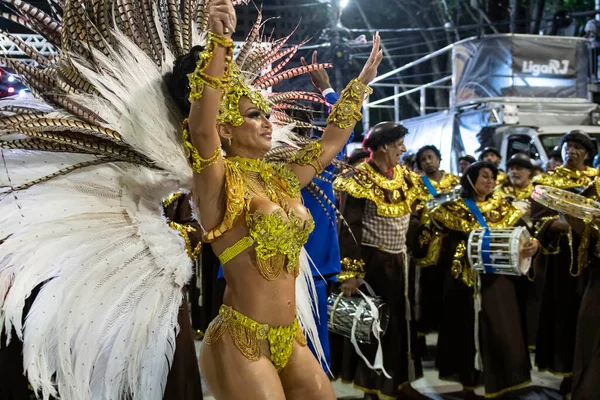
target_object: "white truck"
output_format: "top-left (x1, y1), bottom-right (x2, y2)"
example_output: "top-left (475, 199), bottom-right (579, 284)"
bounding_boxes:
top-left (363, 34), bottom-right (600, 173)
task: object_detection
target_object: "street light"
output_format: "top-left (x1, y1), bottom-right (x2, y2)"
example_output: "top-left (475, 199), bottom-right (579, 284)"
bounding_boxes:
top-left (340, 0), bottom-right (349, 9)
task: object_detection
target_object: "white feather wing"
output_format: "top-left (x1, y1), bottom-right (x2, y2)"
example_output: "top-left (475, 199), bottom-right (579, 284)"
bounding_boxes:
top-left (0, 163), bottom-right (191, 400)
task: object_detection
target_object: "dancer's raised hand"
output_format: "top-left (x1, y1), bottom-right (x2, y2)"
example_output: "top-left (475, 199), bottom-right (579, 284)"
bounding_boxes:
top-left (208, 0), bottom-right (237, 37)
top-left (357, 32), bottom-right (383, 85)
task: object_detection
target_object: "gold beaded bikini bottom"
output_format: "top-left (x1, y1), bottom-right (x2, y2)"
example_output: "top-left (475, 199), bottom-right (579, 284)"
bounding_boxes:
top-left (204, 304), bottom-right (307, 372)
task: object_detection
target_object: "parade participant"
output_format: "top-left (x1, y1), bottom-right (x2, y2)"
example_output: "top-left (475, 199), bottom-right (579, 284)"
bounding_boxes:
top-left (413, 145), bottom-right (460, 335)
top-left (0, 0), bottom-right (383, 399)
top-left (496, 153), bottom-right (534, 213)
top-left (414, 161), bottom-right (537, 400)
top-left (495, 153), bottom-right (541, 350)
top-left (530, 130), bottom-right (598, 394)
top-left (479, 147), bottom-right (506, 182)
top-left (458, 155), bottom-right (476, 176)
top-left (332, 122), bottom-right (426, 400)
top-left (571, 180), bottom-right (600, 399)
top-left (161, 193), bottom-right (204, 399)
top-left (415, 145), bottom-right (460, 198)
top-left (187, 2), bottom-right (382, 396)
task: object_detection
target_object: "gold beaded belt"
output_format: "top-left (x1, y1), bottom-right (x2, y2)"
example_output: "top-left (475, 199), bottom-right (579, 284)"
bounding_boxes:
top-left (204, 304), bottom-right (306, 372)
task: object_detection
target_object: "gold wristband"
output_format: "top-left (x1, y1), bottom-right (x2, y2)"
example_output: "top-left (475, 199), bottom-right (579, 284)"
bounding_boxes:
top-left (188, 32), bottom-right (234, 102)
top-left (289, 140), bottom-right (324, 174)
top-left (327, 78), bottom-right (373, 129)
top-left (182, 120), bottom-right (222, 173)
top-left (337, 257), bottom-right (366, 282)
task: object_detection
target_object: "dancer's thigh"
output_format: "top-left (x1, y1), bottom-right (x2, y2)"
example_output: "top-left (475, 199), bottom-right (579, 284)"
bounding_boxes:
top-left (199, 334), bottom-right (285, 400)
top-left (280, 343), bottom-right (336, 400)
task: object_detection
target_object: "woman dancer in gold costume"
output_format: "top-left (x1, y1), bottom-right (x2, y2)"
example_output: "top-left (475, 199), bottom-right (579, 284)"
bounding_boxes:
top-left (179, 1), bottom-right (383, 398)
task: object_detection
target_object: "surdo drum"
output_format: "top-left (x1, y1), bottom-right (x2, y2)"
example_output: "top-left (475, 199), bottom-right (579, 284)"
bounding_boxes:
top-left (467, 227), bottom-right (532, 276)
top-left (327, 290), bottom-right (389, 344)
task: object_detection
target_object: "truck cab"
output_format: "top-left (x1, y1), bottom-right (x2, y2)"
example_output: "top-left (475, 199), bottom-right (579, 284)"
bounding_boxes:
top-left (363, 34), bottom-right (600, 174)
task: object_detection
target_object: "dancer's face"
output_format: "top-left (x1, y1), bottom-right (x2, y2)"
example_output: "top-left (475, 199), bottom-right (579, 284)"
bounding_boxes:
top-left (474, 167), bottom-right (496, 197)
top-left (220, 96), bottom-right (273, 158)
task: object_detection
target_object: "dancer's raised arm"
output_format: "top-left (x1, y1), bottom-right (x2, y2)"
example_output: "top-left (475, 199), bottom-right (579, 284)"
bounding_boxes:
top-left (287, 33), bottom-right (382, 187)
top-left (184, 0), bottom-right (237, 231)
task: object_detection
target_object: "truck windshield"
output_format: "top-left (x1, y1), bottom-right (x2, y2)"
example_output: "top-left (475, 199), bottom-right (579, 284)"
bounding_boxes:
top-left (540, 134), bottom-right (600, 156)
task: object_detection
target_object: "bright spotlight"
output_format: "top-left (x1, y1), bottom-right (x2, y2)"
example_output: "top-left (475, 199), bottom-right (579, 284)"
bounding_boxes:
top-left (7, 87), bottom-right (15, 94)
top-left (7, 75), bottom-right (15, 83)
top-left (340, 0), bottom-right (350, 9)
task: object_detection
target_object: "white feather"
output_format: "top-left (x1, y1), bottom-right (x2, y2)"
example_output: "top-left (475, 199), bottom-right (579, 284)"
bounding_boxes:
top-left (0, 164), bottom-right (190, 400)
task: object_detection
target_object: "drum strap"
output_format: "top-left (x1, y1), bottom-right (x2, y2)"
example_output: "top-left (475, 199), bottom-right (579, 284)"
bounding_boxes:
top-left (421, 176), bottom-right (439, 197)
top-left (350, 283), bottom-right (392, 379)
top-left (463, 198), bottom-right (486, 372)
top-left (464, 198), bottom-right (495, 274)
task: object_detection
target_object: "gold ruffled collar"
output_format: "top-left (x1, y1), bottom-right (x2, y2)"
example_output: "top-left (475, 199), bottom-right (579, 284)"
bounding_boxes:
top-left (333, 161), bottom-right (419, 217)
top-left (496, 183), bottom-right (534, 201)
top-left (431, 193), bottom-right (522, 232)
top-left (533, 166), bottom-right (598, 190)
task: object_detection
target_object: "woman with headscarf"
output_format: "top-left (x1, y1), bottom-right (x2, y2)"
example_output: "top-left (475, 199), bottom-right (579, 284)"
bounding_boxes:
top-left (414, 162), bottom-right (538, 399)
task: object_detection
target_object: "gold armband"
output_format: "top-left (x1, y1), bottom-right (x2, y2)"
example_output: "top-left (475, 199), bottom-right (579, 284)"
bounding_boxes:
top-left (182, 120), bottom-right (221, 173)
top-left (188, 31), bottom-right (234, 102)
top-left (337, 257), bottom-right (366, 282)
top-left (327, 78), bottom-right (373, 129)
top-left (289, 140), bottom-right (324, 174)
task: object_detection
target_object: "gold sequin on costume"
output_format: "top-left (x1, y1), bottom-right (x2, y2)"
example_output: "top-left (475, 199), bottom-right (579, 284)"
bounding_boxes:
top-left (188, 32), bottom-right (234, 101)
top-left (289, 139), bottom-right (324, 174)
top-left (333, 162), bottom-right (421, 217)
top-left (182, 120), bottom-right (222, 173)
top-left (450, 241), bottom-right (475, 287)
top-left (429, 194), bottom-right (522, 232)
top-left (328, 78), bottom-right (373, 129)
top-left (533, 165), bottom-right (598, 190)
top-left (169, 222), bottom-right (202, 261)
top-left (203, 157), bottom-right (313, 281)
top-left (218, 67), bottom-right (270, 127)
top-left (416, 171), bottom-right (460, 201)
top-left (187, 31), bottom-right (270, 128)
top-left (204, 305), bottom-right (307, 372)
top-left (415, 229), bottom-right (442, 267)
top-left (496, 183), bottom-right (534, 201)
top-left (337, 257), bottom-right (366, 282)
top-left (532, 166), bottom-right (598, 277)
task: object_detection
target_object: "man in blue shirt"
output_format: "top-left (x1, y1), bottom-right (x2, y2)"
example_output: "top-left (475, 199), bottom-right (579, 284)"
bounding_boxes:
top-left (299, 51), bottom-right (353, 371)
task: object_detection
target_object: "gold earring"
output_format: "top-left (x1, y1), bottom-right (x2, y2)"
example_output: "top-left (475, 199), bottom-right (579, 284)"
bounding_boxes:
top-left (228, 138), bottom-right (232, 146)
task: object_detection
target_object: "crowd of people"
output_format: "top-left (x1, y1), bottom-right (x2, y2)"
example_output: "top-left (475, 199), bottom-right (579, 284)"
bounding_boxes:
top-left (0, 1), bottom-right (599, 400)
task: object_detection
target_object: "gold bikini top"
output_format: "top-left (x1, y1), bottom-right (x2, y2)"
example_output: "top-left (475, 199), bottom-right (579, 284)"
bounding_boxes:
top-left (204, 156), bottom-right (314, 281)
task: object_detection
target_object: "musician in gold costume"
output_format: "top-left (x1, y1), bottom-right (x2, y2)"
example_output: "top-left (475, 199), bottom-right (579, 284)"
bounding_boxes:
top-left (495, 153), bottom-right (542, 351)
top-left (530, 130), bottom-right (598, 394)
top-left (414, 161), bottom-right (538, 400)
top-left (331, 122), bottom-right (427, 400)
top-left (176, 1), bottom-right (385, 398)
top-left (413, 145), bottom-right (460, 335)
top-left (571, 179), bottom-right (600, 399)
top-left (496, 153), bottom-right (534, 205)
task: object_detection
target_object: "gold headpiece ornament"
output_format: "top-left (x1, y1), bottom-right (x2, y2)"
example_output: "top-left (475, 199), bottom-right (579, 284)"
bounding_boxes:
top-left (217, 65), bottom-right (270, 127)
